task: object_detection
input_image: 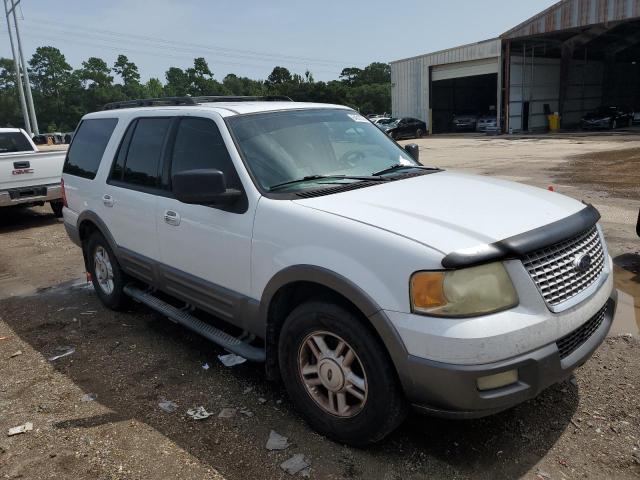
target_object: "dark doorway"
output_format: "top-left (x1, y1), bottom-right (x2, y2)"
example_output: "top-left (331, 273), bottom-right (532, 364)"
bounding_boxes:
top-left (431, 73), bottom-right (498, 133)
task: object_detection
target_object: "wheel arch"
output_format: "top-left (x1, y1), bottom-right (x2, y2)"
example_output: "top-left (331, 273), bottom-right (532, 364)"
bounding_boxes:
top-left (260, 265), bottom-right (409, 384)
top-left (76, 211), bottom-right (119, 269)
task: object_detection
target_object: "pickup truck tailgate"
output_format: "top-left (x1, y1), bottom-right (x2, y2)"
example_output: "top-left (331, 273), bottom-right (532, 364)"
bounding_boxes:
top-left (0, 151), bottom-right (66, 190)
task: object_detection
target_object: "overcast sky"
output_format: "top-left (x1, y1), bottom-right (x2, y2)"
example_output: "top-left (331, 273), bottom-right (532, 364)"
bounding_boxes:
top-left (1, 0), bottom-right (558, 82)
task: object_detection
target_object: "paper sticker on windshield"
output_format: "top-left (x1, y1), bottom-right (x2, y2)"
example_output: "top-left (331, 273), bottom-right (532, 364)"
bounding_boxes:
top-left (347, 113), bottom-right (369, 123)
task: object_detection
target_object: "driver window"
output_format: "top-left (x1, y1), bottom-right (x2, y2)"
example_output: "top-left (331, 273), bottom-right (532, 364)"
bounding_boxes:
top-left (170, 117), bottom-right (241, 190)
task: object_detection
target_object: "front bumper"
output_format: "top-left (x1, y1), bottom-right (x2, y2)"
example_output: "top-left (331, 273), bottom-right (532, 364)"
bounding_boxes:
top-left (0, 183), bottom-right (62, 207)
top-left (399, 293), bottom-right (616, 418)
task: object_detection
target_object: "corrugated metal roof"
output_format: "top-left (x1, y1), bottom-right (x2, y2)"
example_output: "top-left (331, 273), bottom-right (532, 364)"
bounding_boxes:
top-left (390, 38), bottom-right (501, 65)
top-left (502, 0), bottom-right (640, 39)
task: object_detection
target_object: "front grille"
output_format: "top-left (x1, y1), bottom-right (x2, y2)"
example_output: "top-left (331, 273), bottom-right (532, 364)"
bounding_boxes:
top-left (523, 226), bottom-right (605, 307)
top-left (557, 304), bottom-right (607, 359)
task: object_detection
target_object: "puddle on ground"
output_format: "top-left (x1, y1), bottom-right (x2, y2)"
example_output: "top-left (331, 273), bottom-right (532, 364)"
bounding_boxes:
top-left (611, 264), bottom-right (640, 336)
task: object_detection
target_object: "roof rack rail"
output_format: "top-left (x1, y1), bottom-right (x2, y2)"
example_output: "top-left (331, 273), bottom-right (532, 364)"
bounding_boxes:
top-left (103, 97), bottom-right (197, 110)
top-left (193, 95), bottom-right (293, 103)
top-left (103, 95), bottom-right (293, 110)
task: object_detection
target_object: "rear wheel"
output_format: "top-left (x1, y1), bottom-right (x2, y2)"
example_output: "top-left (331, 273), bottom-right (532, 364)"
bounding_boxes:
top-left (50, 200), bottom-right (63, 218)
top-left (87, 232), bottom-right (130, 310)
top-left (278, 300), bottom-right (407, 446)
top-left (415, 128), bottom-right (423, 138)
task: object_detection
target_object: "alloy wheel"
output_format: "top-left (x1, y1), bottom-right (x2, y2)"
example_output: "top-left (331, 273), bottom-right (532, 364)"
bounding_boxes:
top-left (298, 330), bottom-right (368, 417)
top-left (93, 245), bottom-right (114, 295)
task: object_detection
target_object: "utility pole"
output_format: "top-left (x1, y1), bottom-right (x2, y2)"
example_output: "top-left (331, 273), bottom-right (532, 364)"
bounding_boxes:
top-left (3, 0), bottom-right (31, 134)
top-left (10, 0), bottom-right (38, 134)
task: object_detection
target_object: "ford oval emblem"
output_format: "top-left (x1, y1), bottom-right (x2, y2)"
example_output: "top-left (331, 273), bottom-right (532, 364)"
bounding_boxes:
top-left (574, 254), bottom-right (592, 273)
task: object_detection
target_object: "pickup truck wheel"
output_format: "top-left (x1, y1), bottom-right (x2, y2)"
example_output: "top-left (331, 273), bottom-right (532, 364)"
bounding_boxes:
top-left (87, 233), bottom-right (129, 310)
top-left (278, 300), bottom-right (407, 446)
top-left (50, 200), bottom-right (64, 218)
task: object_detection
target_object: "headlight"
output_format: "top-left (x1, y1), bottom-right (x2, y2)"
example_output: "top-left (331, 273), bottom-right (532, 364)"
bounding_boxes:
top-left (410, 262), bottom-right (518, 317)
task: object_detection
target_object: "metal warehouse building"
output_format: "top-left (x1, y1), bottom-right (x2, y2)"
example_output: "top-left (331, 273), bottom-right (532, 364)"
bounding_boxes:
top-left (391, 0), bottom-right (640, 133)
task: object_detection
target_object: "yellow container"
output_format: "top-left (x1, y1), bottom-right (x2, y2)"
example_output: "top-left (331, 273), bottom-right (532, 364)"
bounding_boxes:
top-left (548, 114), bottom-right (560, 132)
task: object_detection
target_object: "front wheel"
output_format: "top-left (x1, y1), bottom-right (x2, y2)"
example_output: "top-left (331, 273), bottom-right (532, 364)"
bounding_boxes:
top-left (415, 128), bottom-right (424, 138)
top-left (278, 300), bottom-right (407, 446)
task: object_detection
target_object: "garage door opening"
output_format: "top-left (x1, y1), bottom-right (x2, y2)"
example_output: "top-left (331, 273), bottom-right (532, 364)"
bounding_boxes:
top-left (431, 73), bottom-right (498, 133)
top-left (507, 19), bottom-right (640, 132)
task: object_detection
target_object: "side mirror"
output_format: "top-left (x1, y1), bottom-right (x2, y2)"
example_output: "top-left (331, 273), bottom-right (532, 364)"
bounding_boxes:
top-left (172, 169), bottom-right (241, 206)
top-left (404, 144), bottom-right (419, 162)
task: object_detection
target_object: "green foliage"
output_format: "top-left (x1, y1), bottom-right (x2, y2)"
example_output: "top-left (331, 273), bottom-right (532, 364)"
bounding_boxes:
top-left (0, 46), bottom-right (391, 131)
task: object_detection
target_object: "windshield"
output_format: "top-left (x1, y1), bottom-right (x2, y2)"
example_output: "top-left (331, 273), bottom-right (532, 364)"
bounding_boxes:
top-left (227, 109), bottom-right (418, 192)
top-left (0, 132), bottom-right (33, 153)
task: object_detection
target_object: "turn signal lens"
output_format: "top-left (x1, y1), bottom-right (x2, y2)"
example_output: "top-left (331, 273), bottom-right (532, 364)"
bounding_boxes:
top-left (410, 262), bottom-right (518, 317)
top-left (410, 272), bottom-right (446, 309)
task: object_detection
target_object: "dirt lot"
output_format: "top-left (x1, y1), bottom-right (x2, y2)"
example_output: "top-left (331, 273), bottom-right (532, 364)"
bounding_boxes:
top-left (1, 133), bottom-right (639, 479)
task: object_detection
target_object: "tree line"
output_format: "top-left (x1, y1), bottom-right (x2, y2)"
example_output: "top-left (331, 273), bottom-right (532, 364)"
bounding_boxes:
top-left (0, 46), bottom-right (391, 133)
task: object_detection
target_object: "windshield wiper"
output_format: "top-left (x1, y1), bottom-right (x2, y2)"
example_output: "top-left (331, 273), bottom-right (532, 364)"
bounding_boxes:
top-left (372, 164), bottom-right (437, 176)
top-left (269, 175), bottom-right (386, 192)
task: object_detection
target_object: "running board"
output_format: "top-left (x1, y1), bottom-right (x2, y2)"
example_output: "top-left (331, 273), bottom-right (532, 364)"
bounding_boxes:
top-left (123, 284), bottom-right (265, 362)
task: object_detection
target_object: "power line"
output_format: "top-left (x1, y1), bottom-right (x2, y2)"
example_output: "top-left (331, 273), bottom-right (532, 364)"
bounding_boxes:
top-left (17, 22), bottom-right (347, 71)
top-left (0, 27), bottom-right (344, 77)
top-left (21, 16), bottom-right (360, 67)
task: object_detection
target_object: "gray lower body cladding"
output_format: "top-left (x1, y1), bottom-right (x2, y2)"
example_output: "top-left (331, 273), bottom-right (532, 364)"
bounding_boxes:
top-left (396, 295), bottom-right (616, 418)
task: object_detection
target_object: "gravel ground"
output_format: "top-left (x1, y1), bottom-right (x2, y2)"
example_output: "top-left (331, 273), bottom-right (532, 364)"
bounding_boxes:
top-left (0, 133), bottom-right (639, 479)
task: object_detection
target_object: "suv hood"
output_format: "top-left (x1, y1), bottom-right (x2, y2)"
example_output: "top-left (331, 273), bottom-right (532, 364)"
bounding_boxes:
top-left (293, 171), bottom-right (586, 257)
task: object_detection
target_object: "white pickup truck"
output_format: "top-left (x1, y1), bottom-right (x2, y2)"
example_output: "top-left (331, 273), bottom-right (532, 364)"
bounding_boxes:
top-left (0, 127), bottom-right (66, 216)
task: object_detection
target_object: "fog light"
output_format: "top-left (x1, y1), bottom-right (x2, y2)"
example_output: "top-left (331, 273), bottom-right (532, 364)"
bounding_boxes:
top-left (477, 369), bottom-right (518, 391)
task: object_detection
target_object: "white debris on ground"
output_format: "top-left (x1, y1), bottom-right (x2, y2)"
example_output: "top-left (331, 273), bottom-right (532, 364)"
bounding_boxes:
top-left (158, 399), bottom-right (178, 413)
top-left (81, 393), bottom-right (97, 402)
top-left (47, 346), bottom-right (75, 361)
top-left (186, 406), bottom-right (213, 420)
top-left (280, 454), bottom-right (311, 475)
top-left (9, 350), bottom-right (22, 358)
top-left (265, 430), bottom-right (289, 451)
top-left (217, 353), bottom-right (246, 367)
top-left (217, 408), bottom-right (237, 419)
top-left (7, 422), bottom-right (33, 436)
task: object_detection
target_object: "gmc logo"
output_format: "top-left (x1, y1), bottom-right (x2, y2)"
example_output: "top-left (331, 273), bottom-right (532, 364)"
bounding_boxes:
top-left (12, 168), bottom-right (34, 175)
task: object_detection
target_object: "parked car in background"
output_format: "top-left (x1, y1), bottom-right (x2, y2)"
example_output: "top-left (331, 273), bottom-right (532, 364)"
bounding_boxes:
top-left (580, 106), bottom-right (633, 130)
top-left (62, 96), bottom-right (615, 446)
top-left (476, 114), bottom-right (497, 132)
top-left (0, 127), bottom-right (66, 216)
top-left (452, 111), bottom-right (479, 132)
top-left (371, 117), bottom-right (392, 125)
top-left (380, 117), bottom-right (426, 140)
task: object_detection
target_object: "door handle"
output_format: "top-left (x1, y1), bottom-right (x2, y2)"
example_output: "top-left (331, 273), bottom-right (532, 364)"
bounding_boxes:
top-left (102, 194), bottom-right (114, 207)
top-left (164, 210), bottom-right (181, 226)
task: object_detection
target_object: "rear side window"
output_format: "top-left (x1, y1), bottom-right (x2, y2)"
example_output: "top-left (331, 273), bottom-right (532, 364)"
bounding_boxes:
top-left (112, 118), bottom-right (171, 188)
top-left (63, 118), bottom-right (118, 179)
top-left (170, 118), bottom-right (240, 189)
top-left (0, 131), bottom-right (33, 153)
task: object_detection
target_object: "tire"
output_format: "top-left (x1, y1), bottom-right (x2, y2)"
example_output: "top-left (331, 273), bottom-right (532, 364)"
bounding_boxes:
top-left (415, 128), bottom-right (423, 138)
top-left (278, 300), bottom-right (407, 446)
top-left (50, 200), bottom-right (64, 218)
top-left (87, 232), bottom-right (130, 310)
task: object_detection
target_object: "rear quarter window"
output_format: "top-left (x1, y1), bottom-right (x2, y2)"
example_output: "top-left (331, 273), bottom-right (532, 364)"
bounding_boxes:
top-left (63, 118), bottom-right (118, 179)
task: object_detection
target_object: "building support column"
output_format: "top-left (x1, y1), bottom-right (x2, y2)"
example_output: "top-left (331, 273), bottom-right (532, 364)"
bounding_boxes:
top-left (558, 43), bottom-right (573, 128)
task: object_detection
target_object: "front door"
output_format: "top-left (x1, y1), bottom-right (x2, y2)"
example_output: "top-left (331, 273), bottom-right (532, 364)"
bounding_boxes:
top-left (155, 116), bottom-right (255, 325)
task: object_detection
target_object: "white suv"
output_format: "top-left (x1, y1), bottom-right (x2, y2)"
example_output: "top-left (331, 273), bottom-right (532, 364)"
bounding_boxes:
top-left (62, 96), bottom-right (616, 446)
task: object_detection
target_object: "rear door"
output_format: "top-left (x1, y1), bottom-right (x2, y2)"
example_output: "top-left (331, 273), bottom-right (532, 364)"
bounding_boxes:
top-left (98, 117), bottom-right (172, 271)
